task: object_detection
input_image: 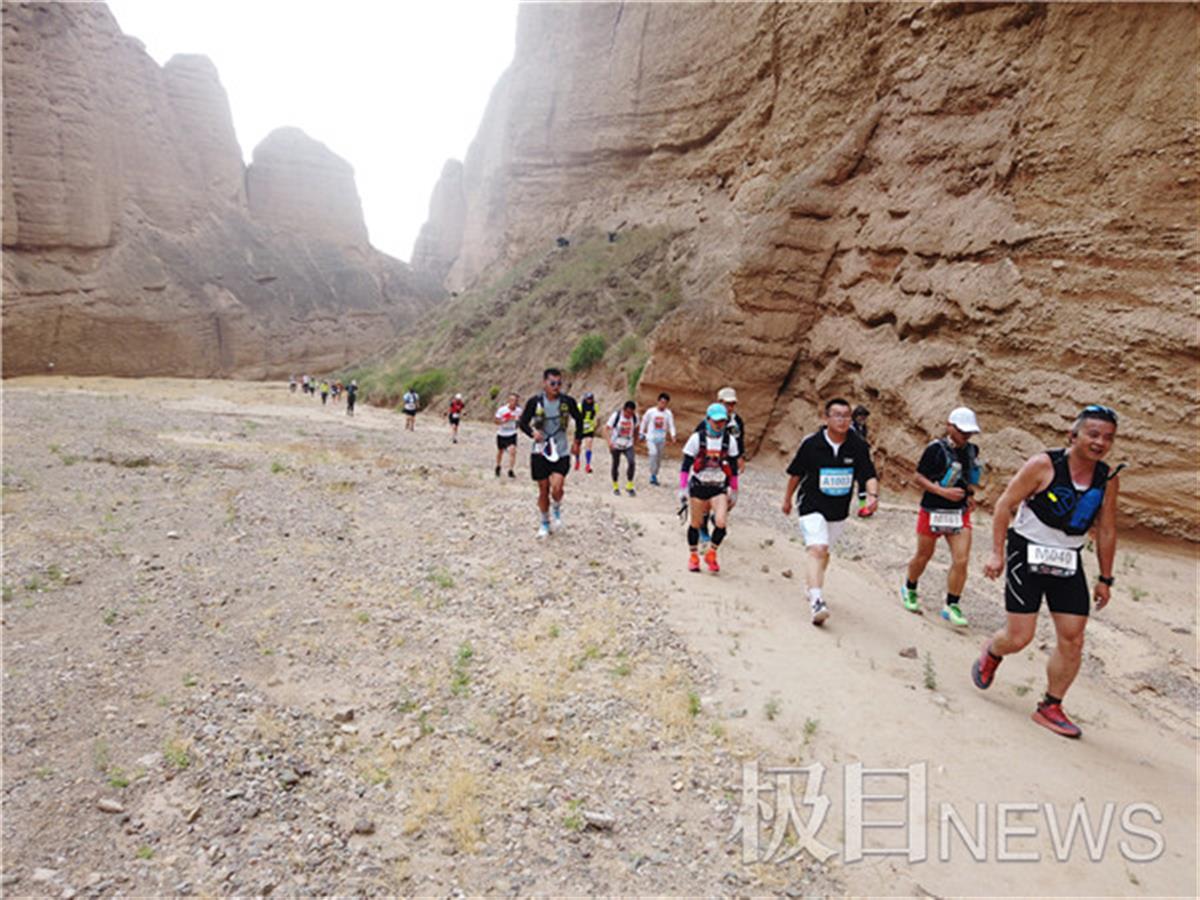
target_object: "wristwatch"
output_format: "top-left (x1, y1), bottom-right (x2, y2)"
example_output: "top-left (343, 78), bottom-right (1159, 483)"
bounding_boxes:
top-left (1098, 575), bottom-right (1115, 586)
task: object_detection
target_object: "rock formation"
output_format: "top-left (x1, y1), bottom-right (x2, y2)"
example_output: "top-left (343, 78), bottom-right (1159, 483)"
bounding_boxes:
top-left (413, 2), bottom-right (1199, 539)
top-left (410, 159), bottom-right (466, 282)
top-left (2, 2), bottom-right (440, 379)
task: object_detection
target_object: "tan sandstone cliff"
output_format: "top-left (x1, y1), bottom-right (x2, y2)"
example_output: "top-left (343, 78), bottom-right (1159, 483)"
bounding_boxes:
top-left (414, 2), bottom-right (1199, 539)
top-left (2, 2), bottom-right (440, 379)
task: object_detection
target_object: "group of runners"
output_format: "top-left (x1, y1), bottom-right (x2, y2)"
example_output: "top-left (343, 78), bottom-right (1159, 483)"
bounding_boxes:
top-left (290, 374), bottom-right (358, 415)
top-left (303, 366), bottom-right (1123, 740)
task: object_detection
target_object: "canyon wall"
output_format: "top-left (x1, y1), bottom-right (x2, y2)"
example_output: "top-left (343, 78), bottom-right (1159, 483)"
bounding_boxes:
top-left (2, 2), bottom-right (440, 379)
top-left (414, 2), bottom-right (1200, 539)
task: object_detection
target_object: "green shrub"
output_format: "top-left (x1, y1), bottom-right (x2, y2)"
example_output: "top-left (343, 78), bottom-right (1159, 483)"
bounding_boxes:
top-left (628, 356), bottom-right (648, 393)
top-left (568, 334), bottom-right (606, 372)
top-left (408, 368), bottom-right (449, 401)
top-left (488, 385), bottom-right (501, 400)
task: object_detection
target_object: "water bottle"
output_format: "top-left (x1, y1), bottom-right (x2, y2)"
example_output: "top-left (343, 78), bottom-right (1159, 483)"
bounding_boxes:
top-left (941, 461), bottom-right (963, 488)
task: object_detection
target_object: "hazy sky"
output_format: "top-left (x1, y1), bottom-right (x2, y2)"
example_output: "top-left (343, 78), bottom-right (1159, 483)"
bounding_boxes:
top-left (107, 0), bottom-right (518, 262)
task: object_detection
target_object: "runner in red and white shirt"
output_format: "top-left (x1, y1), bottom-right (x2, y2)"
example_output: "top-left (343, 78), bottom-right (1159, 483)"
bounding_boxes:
top-left (639, 392), bottom-right (677, 486)
top-left (606, 401), bottom-right (639, 496)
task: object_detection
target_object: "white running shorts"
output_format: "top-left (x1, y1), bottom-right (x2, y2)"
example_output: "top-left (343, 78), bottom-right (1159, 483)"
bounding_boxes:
top-left (798, 512), bottom-right (845, 548)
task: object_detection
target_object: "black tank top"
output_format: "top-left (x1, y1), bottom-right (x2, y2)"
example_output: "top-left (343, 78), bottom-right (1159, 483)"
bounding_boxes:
top-left (1026, 449), bottom-right (1109, 536)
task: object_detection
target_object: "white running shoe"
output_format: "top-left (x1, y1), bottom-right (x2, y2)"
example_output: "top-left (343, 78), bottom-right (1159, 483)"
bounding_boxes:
top-left (551, 510), bottom-right (563, 532)
top-left (536, 523), bottom-right (550, 540)
top-left (810, 597), bottom-right (830, 626)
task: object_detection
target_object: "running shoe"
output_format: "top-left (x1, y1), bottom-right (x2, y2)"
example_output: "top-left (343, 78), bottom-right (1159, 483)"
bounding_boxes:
top-left (574, 459), bottom-right (580, 471)
top-left (626, 484), bottom-right (636, 497)
top-left (1031, 701), bottom-right (1082, 739)
top-left (811, 598), bottom-right (829, 626)
top-left (585, 464), bottom-right (593, 474)
top-left (495, 466), bottom-right (501, 477)
top-left (941, 604), bottom-right (968, 627)
top-left (971, 639), bottom-right (1001, 689)
top-left (900, 583), bottom-right (921, 613)
top-left (507, 470), bottom-right (515, 479)
top-left (613, 484), bottom-right (621, 495)
top-left (551, 510), bottom-right (563, 532)
top-left (649, 475), bottom-right (659, 486)
top-left (704, 548), bottom-right (720, 573)
top-left (688, 552), bottom-right (701, 573)
top-left (536, 523), bottom-right (550, 540)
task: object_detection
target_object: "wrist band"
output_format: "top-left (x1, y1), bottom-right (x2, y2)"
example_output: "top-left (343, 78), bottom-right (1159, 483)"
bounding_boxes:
top-left (1098, 575), bottom-right (1115, 586)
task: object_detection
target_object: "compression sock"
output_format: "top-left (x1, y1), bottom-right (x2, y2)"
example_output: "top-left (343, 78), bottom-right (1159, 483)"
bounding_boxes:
top-left (906, 579), bottom-right (918, 591)
top-left (585, 449), bottom-right (592, 466)
top-left (687, 526), bottom-right (699, 548)
top-left (1043, 693), bottom-right (1063, 707)
top-left (946, 592), bottom-right (961, 607)
top-left (711, 526), bottom-right (727, 546)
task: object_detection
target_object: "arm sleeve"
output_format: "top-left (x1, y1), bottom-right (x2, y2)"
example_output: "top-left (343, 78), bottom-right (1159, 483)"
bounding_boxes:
top-left (569, 397), bottom-right (584, 441)
top-left (517, 397), bottom-right (536, 438)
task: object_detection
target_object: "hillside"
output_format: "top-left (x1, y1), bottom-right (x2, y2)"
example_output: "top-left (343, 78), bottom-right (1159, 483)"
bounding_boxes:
top-left (410, 2), bottom-right (1200, 539)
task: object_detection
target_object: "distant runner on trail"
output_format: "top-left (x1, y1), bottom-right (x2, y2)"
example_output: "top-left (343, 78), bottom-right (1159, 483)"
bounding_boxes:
top-left (494, 392), bottom-right (522, 478)
top-left (346, 380), bottom-right (358, 417)
top-left (606, 401), bottom-right (639, 496)
top-left (320, 380), bottom-right (330, 405)
top-left (680, 403), bottom-right (740, 574)
top-left (289, 374), bottom-right (297, 393)
top-left (639, 392), bottom-right (676, 486)
top-left (900, 407), bottom-right (983, 627)
top-left (518, 368), bottom-right (583, 539)
top-left (574, 392), bottom-right (598, 473)
top-left (448, 393), bottom-right (465, 443)
top-left (972, 405), bottom-right (1122, 740)
top-left (402, 387), bottom-right (420, 431)
top-left (781, 398), bottom-right (879, 626)
top-left (851, 405), bottom-right (874, 515)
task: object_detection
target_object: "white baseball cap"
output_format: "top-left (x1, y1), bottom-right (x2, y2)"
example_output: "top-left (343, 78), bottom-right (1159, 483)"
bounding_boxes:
top-left (948, 406), bottom-right (981, 434)
top-left (717, 387), bottom-right (738, 403)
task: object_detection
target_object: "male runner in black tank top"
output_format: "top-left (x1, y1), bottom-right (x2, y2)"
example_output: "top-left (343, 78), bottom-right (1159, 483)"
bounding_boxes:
top-left (972, 405), bottom-right (1121, 739)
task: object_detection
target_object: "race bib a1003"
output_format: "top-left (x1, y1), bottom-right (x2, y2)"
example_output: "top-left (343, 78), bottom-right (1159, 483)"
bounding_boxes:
top-left (818, 467), bottom-right (854, 496)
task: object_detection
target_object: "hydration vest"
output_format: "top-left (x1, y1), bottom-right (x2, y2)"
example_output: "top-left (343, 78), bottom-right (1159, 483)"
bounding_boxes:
top-left (581, 405), bottom-right (597, 434)
top-left (1026, 449), bottom-right (1111, 536)
top-left (691, 429), bottom-right (733, 478)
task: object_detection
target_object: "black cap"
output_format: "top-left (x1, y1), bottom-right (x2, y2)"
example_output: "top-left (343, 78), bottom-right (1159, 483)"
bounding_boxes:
top-left (852, 405), bottom-right (870, 417)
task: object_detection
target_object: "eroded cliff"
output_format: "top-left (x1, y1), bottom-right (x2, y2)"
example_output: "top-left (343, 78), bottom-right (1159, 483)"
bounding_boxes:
top-left (414, 2), bottom-right (1199, 538)
top-left (2, 2), bottom-right (440, 379)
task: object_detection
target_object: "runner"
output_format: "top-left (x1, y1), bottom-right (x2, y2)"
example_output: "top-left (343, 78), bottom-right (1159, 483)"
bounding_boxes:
top-left (900, 407), bottom-right (983, 626)
top-left (320, 380), bottom-right (330, 406)
top-left (606, 400), bottom-right (639, 496)
top-left (575, 392), bottom-right (598, 473)
top-left (494, 392), bottom-right (522, 478)
top-left (289, 374), bottom-right (297, 394)
top-left (694, 388), bottom-right (748, 543)
top-left (780, 398), bottom-right (879, 625)
top-left (402, 387), bottom-right (420, 431)
top-left (302, 374), bottom-right (310, 395)
top-left (518, 368), bottom-right (583, 539)
top-left (448, 393), bottom-right (465, 443)
top-left (851, 405), bottom-right (874, 515)
top-left (345, 380), bottom-right (358, 416)
top-left (680, 403), bottom-right (740, 573)
top-left (639, 392), bottom-right (676, 485)
top-left (972, 405), bottom-right (1121, 739)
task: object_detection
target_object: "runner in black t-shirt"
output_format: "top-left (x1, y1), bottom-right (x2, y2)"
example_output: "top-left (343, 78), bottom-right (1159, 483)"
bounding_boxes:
top-left (900, 408), bottom-right (983, 627)
top-left (780, 398), bottom-right (879, 625)
top-left (517, 368), bottom-right (583, 539)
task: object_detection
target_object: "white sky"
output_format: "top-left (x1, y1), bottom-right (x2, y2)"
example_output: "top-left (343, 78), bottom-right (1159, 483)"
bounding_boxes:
top-left (107, 0), bottom-right (518, 262)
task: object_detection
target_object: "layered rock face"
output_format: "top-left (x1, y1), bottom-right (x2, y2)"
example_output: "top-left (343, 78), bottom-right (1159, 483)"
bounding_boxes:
top-left (2, 2), bottom-right (439, 379)
top-left (410, 159), bottom-right (466, 282)
top-left (415, 2), bottom-right (1199, 538)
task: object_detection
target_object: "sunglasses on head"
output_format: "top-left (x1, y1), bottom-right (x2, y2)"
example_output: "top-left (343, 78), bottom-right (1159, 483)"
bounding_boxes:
top-left (1080, 404), bottom-right (1118, 426)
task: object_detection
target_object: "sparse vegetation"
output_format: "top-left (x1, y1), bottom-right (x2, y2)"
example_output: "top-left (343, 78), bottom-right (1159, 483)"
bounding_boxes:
top-left (923, 652), bottom-right (938, 691)
top-left (687, 691), bottom-right (702, 718)
top-left (163, 739), bottom-right (191, 769)
top-left (803, 717), bottom-right (819, 745)
top-left (270, 459), bottom-right (288, 474)
top-left (563, 798), bottom-right (585, 832)
top-left (1130, 586), bottom-right (1148, 602)
top-left (568, 333), bottom-right (607, 372)
top-left (764, 697), bottom-right (781, 721)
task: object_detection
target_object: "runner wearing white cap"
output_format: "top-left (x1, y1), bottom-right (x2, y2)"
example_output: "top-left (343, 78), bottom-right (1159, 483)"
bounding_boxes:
top-left (900, 407), bottom-right (984, 627)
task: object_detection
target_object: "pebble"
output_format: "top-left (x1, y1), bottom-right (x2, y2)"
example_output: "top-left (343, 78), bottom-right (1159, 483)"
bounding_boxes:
top-left (1051, 259), bottom-right (1066, 270)
top-left (166, 530), bottom-right (181, 540)
top-left (332, 707), bottom-right (355, 724)
top-left (352, 819), bottom-right (375, 836)
top-left (541, 728), bottom-right (558, 742)
top-left (583, 810), bottom-right (615, 830)
top-left (899, 646), bottom-right (918, 659)
top-left (96, 798), bottom-right (125, 814)
top-left (781, 569), bottom-right (793, 579)
top-left (32, 868), bottom-right (58, 883)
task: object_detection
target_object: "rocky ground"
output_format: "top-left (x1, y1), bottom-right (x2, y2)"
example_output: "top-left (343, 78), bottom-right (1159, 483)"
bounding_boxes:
top-left (2, 378), bottom-right (1196, 898)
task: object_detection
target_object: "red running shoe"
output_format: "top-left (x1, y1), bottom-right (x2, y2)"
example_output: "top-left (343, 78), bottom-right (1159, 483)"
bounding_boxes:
top-left (971, 639), bottom-right (1001, 689)
top-left (1032, 701), bottom-right (1082, 739)
top-left (687, 552), bottom-right (701, 573)
top-left (704, 548), bottom-right (720, 572)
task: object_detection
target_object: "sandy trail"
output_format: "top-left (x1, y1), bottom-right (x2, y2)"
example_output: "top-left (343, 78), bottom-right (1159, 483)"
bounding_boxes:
top-left (3, 377), bottom-right (1195, 897)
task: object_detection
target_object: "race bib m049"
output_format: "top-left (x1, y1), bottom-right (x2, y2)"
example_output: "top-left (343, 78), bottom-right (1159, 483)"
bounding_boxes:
top-left (1027, 543), bottom-right (1078, 577)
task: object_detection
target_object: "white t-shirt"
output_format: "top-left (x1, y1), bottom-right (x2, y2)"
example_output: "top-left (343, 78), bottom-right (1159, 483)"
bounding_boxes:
top-left (607, 411), bottom-right (638, 449)
top-left (495, 403), bottom-right (522, 437)
top-left (403, 391), bottom-right (419, 411)
top-left (640, 407), bottom-right (676, 442)
top-left (682, 430), bottom-right (740, 484)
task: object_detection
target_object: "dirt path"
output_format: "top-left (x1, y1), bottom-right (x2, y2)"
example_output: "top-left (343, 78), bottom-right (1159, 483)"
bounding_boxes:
top-left (2, 378), bottom-right (1195, 897)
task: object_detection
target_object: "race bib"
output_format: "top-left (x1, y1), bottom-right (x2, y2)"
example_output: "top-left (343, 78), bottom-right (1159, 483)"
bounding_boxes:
top-left (1027, 543), bottom-right (1078, 577)
top-left (929, 510), bottom-right (964, 533)
top-left (818, 467), bottom-right (854, 496)
top-left (694, 467), bottom-right (726, 485)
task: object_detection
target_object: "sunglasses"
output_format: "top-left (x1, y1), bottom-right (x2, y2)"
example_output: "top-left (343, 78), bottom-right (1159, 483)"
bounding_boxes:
top-left (1080, 404), bottom-right (1118, 426)
top-left (546, 379), bottom-right (562, 387)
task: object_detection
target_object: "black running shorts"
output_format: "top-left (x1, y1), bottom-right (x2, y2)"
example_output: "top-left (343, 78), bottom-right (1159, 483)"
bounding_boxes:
top-left (497, 433), bottom-right (517, 450)
top-left (1004, 529), bottom-right (1090, 617)
top-left (531, 453), bottom-right (571, 481)
top-left (689, 483), bottom-right (728, 501)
